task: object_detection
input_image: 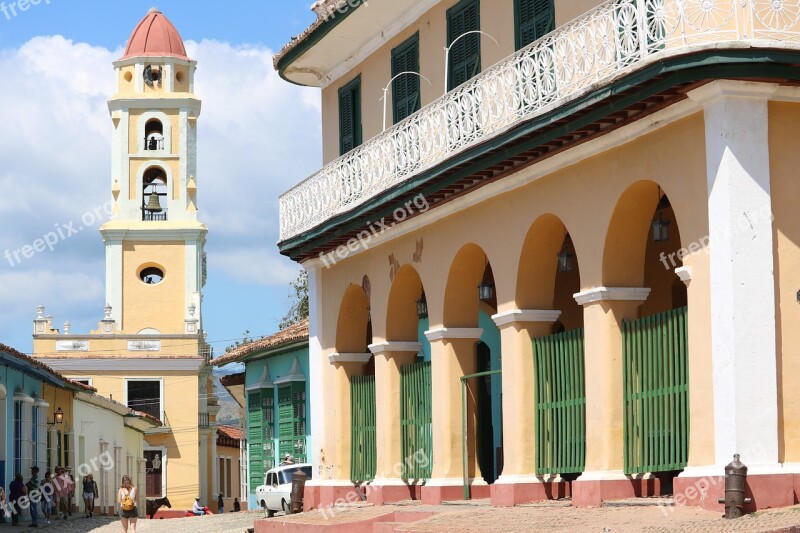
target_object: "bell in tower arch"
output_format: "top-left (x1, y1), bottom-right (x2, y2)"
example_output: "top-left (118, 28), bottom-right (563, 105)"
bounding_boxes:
top-left (145, 191), bottom-right (163, 213)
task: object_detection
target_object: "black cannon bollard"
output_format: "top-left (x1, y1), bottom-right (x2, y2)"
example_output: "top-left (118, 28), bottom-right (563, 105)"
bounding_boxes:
top-left (717, 454), bottom-right (752, 518)
top-left (290, 468), bottom-right (307, 514)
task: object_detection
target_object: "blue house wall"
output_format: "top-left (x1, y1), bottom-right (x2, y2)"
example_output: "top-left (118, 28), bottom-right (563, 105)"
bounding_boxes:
top-left (0, 361), bottom-right (48, 491)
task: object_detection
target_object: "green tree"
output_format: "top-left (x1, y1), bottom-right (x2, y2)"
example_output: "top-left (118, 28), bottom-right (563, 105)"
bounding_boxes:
top-left (279, 269), bottom-right (309, 329)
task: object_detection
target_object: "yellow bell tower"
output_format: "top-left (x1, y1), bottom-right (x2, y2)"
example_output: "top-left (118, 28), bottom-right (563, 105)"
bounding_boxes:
top-left (104, 7), bottom-right (205, 331)
top-left (32, 9), bottom-right (219, 509)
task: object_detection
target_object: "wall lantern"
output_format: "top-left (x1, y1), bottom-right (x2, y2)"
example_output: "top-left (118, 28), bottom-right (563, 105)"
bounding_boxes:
top-left (478, 261), bottom-right (495, 303)
top-left (49, 407), bottom-right (64, 427)
top-left (557, 233), bottom-right (575, 273)
top-left (651, 188), bottom-right (671, 242)
top-left (416, 291), bottom-right (428, 319)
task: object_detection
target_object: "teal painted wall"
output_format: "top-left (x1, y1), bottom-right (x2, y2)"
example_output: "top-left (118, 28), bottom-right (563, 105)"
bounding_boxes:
top-left (243, 345), bottom-right (310, 508)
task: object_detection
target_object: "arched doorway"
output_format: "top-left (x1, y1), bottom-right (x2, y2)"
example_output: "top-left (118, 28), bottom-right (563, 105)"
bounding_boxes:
top-left (517, 214), bottom-right (586, 487)
top-left (443, 244), bottom-right (503, 490)
top-left (386, 265), bottom-right (432, 484)
top-left (604, 181), bottom-right (687, 494)
top-left (334, 282), bottom-right (375, 484)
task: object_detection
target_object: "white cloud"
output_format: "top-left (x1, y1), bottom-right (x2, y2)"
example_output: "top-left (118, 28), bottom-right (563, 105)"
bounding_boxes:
top-left (0, 36), bottom-right (321, 348)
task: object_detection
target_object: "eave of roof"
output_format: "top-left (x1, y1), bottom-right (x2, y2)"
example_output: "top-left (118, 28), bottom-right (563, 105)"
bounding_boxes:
top-left (273, 0), bottom-right (366, 86)
top-left (212, 319), bottom-right (309, 366)
top-left (0, 343), bottom-right (95, 392)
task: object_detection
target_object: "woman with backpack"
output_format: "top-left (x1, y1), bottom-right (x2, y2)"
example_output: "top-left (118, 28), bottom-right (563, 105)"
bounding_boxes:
top-left (117, 475), bottom-right (138, 533)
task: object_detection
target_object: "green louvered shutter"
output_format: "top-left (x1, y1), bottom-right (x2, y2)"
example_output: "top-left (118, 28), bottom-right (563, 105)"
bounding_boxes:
top-left (247, 392), bottom-right (264, 490)
top-left (338, 77), bottom-right (362, 155)
top-left (278, 382), bottom-right (306, 463)
top-left (447, 0), bottom-right (481, 91)
top-left (516, 0), bottom-right (554, 50)
top-left (392, 34), bottom-right (421, 124)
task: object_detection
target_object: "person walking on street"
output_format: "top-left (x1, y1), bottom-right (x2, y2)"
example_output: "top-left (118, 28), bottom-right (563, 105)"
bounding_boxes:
top-left (41, 472), bottom-right (53, 525)
top-left (54, 467), bottom-right (71, 520)
top-left (217, 492), bottom-right (224, 514)
top-left (26, 466), bottom-right (40, 528)
top-left (9, 473), bottom-right (26, 526)
top-left (117, 475), bottom-right (138, 533)
top-left (82, 474), bottom-right (95, 518)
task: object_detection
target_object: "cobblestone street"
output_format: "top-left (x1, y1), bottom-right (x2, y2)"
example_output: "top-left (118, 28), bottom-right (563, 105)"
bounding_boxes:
top-left (0, 511), bottom-right (263, 533)
top-left (267, 500), bottom-right (800, 532)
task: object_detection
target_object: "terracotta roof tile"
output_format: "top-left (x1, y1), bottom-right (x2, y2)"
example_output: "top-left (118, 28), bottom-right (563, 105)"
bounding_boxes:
top-left (212, 319), bottom-right (308, 366)
top-left (273, 0), bottom-right (357, 71)
top-left (0, 343), bottom-right (96, 392)
top-left (217, 425), bottom-right (244, 441)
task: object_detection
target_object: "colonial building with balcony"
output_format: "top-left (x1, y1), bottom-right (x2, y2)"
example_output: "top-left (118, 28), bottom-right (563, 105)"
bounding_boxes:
top-left (276, 0), bottom-right (800, 511)
top-left (31, 9), bottom-right (218, 510)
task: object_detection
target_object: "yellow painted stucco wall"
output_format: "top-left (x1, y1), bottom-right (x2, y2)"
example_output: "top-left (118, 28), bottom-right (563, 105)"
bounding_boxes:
top-left (313, 111), bottom-right (716, 477)
top-left (127, 109), bottom-right (181, 155)
top-left (769, 101), bottom-right (800, 463)
top-left (128, 159), bottom-right (181, 201)
top-left (122, 240), bottom-right (186, 334)
top-left (217, 443), bottom-right (241, 506)
top-left (32, 337), bottom-right (202, 357)
top-left (320, 0), bottom-right (604, 163)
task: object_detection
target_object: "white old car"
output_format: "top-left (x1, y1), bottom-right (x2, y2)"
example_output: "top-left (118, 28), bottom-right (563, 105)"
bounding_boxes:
top-left (256, 463), bottom-right (312, 517)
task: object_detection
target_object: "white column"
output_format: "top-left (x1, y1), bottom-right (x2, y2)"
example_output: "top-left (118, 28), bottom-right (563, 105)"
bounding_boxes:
top-left (689, 80), bottom-right (780, 472)
top-left (103, 234), bottom-right (124, 326)
top-left (305, 262), bottom-right (323, 479)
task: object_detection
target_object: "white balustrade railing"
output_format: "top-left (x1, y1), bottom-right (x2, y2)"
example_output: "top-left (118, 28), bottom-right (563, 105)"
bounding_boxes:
top-left (279, 0), bottom-right (800, 242)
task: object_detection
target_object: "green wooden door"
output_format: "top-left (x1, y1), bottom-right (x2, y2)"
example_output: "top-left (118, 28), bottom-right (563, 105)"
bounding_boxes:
top-left (533, 329), bottom-right (586, 475)
top-left (400, 361), bottom-right (432, 480)
top-left (247, 391), bottom-right (265, 489)
top-left (350, 375), bottom-right (376, 482)
top-left (622, 306), bottom-right (689, 474)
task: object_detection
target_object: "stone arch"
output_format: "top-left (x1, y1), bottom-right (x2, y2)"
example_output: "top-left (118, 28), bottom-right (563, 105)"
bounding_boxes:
top-left (335, 283), bottom-right (371, 353)
top-left (386, 264), bottom-right (424, 342)
top-left (603, 180), bottom-right (684, 316)
top-left (443, 243), bottom-right (493, 328)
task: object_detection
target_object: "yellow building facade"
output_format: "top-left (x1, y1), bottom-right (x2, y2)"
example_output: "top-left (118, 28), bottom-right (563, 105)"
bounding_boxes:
top-left (277, 0), bottom-right (800, 512)
top-left (32, 9), bottom-right (218, 510)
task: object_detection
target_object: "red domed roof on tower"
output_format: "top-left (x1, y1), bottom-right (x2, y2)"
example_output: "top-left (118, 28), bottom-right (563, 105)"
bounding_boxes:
top-left (121, 8), bottom-right (188, 60)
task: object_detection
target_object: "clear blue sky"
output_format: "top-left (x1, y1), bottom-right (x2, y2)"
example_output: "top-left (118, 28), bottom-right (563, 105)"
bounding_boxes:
top-left (0, 0), bottom-right (314, 51)
top-left (0, 1), bottom-right (321, 355)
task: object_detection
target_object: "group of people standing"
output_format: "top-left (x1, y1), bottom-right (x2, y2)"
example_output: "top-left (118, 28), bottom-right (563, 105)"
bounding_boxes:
top-left (0, 465), bottom-right (80, 527)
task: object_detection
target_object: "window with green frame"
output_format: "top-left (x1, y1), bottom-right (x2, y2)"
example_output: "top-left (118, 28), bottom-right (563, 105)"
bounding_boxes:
top-left (338, 76), bottom-right (362, 155)
top-left (278, 382), bottom-right (306, 463)
top-left (247, 390), bottom-right (275, 490)
top-left (515, 0), bottom-right (555, 50)
top-left (447, 0), bottom-right (481, 91)
top-left (391, 33), bottom-right (421, 124)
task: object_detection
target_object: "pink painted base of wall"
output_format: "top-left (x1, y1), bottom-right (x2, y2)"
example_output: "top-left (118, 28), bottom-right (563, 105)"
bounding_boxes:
top-left (366, 483), bottom-right (421, 505)
top-left (572, 477), bottom-right (660, 507)
top-left (490, 481), bottom-right (570, 507)
top-left (673, 473), bottom-right (799, 513)
top-left (420, 482), bottom-right (490, 504)
top-left (421, 484), bottom-right (465, 505)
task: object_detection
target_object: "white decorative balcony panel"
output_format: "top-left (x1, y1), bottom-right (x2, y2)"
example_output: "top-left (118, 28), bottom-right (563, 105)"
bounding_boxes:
top-left (279, 0), bottom-right (800, 242)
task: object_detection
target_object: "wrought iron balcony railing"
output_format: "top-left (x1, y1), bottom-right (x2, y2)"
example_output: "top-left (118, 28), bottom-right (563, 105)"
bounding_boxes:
top-left (279, 0), bottom-right (800, 242)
